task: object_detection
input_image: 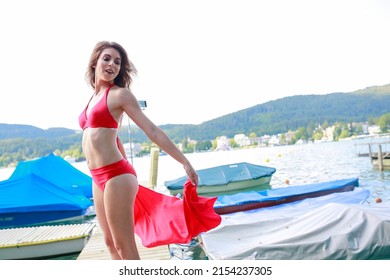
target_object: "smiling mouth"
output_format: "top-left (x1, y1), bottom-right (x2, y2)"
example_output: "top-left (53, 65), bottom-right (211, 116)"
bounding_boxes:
top-left (105, 69), bottom-right (114, 74)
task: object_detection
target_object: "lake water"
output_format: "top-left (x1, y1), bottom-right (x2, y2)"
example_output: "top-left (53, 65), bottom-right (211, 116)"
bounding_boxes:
top-left (126, 139), bottom-right (390, 203)
top-left (2, 139), bottom-right (389, 200)
top-left (1, 139), bottom-right (389, 259)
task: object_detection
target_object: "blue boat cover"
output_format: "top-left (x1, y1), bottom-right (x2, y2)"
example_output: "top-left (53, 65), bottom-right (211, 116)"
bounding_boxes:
top-left (165, 162), bottom-right (276, 190)
top-left (9, 153), bottom-right (92, 198)
top-left (214, 177), bottom-right (359, 209)
top-left (0, 173), bottom-right (92, 213)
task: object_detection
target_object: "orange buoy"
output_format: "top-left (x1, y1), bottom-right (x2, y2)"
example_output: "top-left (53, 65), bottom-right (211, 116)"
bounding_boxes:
top-left (375, 197), bottom-right (382, 203)
top-left (285, 179), bottom-right (290, 185)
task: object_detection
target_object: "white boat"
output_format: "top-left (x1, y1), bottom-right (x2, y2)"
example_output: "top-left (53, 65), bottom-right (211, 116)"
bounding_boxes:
top-left (0, 223), bottom-right (95, 260)
top-left (200, 188), bottom-right (390, 260)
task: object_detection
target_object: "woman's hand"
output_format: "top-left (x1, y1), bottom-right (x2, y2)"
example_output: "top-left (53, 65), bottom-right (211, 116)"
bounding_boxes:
top-left (183, 162), bottom-right (198, 187)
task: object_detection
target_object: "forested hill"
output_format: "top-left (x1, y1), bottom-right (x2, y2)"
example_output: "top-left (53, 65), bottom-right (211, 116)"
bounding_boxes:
top-left (1, 84), bottom-right (390, 143)
top-left (165, 84), bottom-right (390, 140)
top-left (0, 123), bottom-right (76, 139)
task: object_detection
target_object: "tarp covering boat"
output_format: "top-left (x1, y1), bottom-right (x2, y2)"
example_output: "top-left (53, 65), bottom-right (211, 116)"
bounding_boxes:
top-left (200, 188), bottom-right (390, 260)
top-left (9, 153), bottom-right (92, 198)
top-left (214, 178), bottom-right (359, 214)
top-left (164, 162), bottom-right (276, 195)
top-left (0, 173), bottom-right (93, 228)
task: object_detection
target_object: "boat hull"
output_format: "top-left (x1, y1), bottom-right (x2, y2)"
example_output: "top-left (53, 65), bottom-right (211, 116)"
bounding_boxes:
top-left (214, 178), bottom-right (359, 214)
top-left (0, 223), bottom-right (95, 260)
top-left (168, 176), bottom-right (272, 196)
top-left (0, 208), bottom-right (92, 229)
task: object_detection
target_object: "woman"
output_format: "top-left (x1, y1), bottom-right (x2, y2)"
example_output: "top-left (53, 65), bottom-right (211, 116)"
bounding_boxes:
top-left (79, 41), bottom-right (199, 260)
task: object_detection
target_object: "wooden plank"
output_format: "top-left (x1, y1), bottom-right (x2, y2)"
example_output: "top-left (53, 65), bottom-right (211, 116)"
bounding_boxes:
top-left (77, 226), bottom-right (171, 260)
top-left (354, 140), bottom-right (390, 145)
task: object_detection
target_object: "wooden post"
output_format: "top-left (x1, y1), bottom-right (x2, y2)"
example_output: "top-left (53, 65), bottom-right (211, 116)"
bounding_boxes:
top-left (149, 147), bottom-right (160, 189)
top-left (378, 144), bottom-right (383, 171)
top-left (368, 144), bottom-right (373, 164)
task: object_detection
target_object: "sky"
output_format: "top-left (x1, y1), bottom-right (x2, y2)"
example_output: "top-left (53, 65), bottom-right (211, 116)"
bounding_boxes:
top-left (1, 0), bottom-right (390, 130)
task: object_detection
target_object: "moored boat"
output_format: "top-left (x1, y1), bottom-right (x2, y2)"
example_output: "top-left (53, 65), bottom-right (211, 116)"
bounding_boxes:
top-left (164, 162), bottom-right (276, 196)
top-left (0, 173), bottom-right (93, 228)
top-left (0, 223), bottom-right (95, 260)
top-left (214, 177), bottom-right (359, 214)
top-left (200, 188), bottom-right (390, 260)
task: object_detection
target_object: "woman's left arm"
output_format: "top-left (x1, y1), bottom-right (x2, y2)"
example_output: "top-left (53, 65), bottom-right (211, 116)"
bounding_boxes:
top-left (118, 89), bottom-right (198, 186)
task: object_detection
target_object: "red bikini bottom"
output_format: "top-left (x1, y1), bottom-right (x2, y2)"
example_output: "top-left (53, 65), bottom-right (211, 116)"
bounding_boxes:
top-left (89, 159), bottom-right (221, 247)
top-left (90, 158), bottom-right (136, 191)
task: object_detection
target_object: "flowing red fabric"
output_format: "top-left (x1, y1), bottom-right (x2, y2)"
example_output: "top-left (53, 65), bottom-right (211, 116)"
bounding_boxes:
top-left (134, 179), bottom-right (221, 248)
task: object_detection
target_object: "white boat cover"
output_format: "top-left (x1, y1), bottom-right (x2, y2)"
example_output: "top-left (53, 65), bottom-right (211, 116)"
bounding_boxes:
top-left (200, 188), bottom-right (390, 260)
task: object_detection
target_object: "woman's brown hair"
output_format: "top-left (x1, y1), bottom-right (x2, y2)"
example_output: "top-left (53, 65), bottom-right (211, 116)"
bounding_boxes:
top-left (86, 41), bottom-right (137, 89)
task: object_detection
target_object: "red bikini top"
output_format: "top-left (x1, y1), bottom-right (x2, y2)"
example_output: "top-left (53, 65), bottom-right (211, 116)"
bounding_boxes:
top-left (78, 84), bottom-right (119, 130)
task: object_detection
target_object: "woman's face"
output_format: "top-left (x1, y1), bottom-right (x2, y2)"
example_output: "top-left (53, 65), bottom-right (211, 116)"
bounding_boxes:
top-left (95, 47), bottom-right (121, 82)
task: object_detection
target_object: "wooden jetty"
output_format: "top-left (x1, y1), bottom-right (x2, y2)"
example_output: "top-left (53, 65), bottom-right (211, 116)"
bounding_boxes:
top-left (77, 226), bottom-right (171, 260)
top-left (369, 144), bottom-right (390, 171)
top-left (355, 140), bottom-right (390, 171)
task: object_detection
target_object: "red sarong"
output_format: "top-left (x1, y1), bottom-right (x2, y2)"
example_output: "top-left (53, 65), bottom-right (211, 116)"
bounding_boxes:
top-left (134, 180), bottom-right (221, 248)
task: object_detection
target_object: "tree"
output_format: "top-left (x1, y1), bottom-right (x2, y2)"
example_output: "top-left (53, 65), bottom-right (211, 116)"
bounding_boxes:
top-left (293, 127), bottom-right (308, 142)
top-left (229, 138), bottom-right (238, 148)
top-left (339, 129), bottom-right (350, 139)
top-left (378, 113), bottom-right (390, 133)
top-left (212, 137), bottom-right (219, 150)
top-left (195, 140), bottom-right (212, 151)
top-left (313, 131), bottom-right (323, 141)
top-left (279, 134), bottom-right (287, 145)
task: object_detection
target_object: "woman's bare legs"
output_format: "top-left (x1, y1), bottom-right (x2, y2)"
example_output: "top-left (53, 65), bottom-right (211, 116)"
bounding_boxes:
top-left (104, 173), bottom-right (140, 260)
top-left (93, 174), bottom-right (140, 260)
top-left (93, 183), bottom-right (122, 259)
